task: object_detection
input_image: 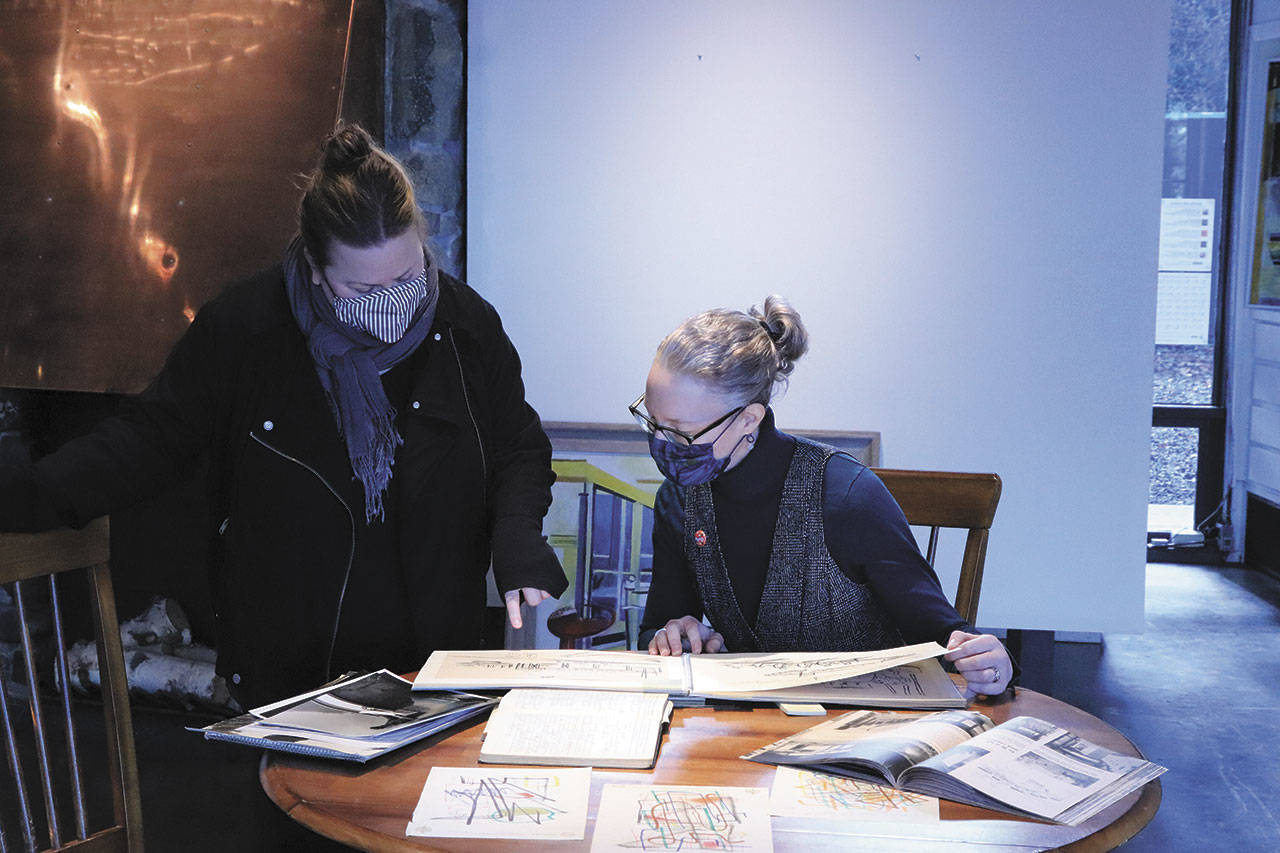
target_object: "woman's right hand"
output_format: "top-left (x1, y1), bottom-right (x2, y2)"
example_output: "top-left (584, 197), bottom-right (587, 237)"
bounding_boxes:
top-left (647, 615), bottom-right (726, 655)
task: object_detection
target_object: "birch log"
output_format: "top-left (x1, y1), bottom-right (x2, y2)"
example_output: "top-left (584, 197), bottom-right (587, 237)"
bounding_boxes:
top-left (61, 596), bottom-right (239, 713)
top-left (119, 595), bottom-right (191, 650)
top-left (64, 642), bottom-right (236, 712)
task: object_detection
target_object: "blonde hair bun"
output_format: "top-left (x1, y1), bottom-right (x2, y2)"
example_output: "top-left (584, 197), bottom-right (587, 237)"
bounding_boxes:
top-left (656, 294), bottom-right (808, 406)
top-left (750, 294), bottom-right (808, 377)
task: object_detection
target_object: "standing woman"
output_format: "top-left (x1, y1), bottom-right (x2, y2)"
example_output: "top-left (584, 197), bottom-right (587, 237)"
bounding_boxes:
top-left (0, 124), bottom-right (566, 709)
top-left (634, 296), bottom-right (1012, 699)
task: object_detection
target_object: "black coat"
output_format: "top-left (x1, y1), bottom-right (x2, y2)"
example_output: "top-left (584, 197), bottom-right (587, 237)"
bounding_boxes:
top-left (4, 266), bottom-right (567, 706)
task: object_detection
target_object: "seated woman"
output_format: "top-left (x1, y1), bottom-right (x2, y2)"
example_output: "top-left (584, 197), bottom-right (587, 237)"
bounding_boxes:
top-left (634, 295), bottom-right (1013, 698)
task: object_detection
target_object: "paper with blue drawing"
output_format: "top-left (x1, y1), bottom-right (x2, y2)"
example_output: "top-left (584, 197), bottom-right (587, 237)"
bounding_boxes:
top-left (406, 766), bottom-right (591, 841)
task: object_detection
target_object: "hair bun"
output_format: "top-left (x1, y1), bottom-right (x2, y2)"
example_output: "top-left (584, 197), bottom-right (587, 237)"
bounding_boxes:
top-left (656, 294), bottom-right (809, 407)
top-left (752, 295), bottom-right (808, 377)
top-left (297, 121), bottom-right (423, 269)
top-left (320, 123), bottom-right (376, 175)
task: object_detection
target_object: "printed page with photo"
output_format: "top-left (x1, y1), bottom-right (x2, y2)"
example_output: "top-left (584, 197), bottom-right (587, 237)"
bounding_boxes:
top-left (743, 709), bottom-right (994, 785)
top-left (899, 716), bottom-right (1167, 825)
top-left (745, 711), bottom-right (1166, 826)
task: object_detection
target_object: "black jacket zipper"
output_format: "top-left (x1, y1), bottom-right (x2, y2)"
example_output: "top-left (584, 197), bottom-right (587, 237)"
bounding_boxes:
top-left (448, 327), bottom-right (488, 504)
top-left (249, 431), bottom-right (356, 682)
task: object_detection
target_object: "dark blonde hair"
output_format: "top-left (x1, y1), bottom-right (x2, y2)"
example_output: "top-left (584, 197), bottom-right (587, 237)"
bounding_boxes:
top-left (656, 295), bottom-right (809, 406)
top-left (298, 123), bottom-right (424, 268)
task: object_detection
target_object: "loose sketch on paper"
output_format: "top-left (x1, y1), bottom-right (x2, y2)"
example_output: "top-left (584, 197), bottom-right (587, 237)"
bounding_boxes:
top-left (769, 766), bottom-right (939, 821)
top-left (590, 784), bottom-right (773, 852)
top-left (406, 765), bottom-right (590, 840)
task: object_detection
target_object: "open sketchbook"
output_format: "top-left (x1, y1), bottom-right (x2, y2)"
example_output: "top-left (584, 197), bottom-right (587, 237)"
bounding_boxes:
top-left (191, 670), bottom-right (496, 762)
top-left (479, 688), bottom-right (674, 769)
top-left (743, 709), bottom-right (1166, 826)
top-left (414, 642), bottom-right (962, 708)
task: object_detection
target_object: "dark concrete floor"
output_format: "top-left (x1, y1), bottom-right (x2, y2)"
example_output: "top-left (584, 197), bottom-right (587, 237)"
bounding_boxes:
top-left (22, 561), bottom-right (1280, 851)
top-left (1051, 562), bottom-right (1280, 851)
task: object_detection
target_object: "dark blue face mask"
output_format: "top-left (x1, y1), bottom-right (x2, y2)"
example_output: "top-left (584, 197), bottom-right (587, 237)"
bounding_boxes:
top-left (647, 418), bottom-right (749, 486)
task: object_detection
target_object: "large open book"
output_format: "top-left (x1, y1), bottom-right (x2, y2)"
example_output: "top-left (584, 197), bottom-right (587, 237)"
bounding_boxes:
top-left (743, 709), bottom-right (1166, 825)
top-left (413, 642), bottom-right (964, 709)
top-left (192, 670), bottom-right (496, 762)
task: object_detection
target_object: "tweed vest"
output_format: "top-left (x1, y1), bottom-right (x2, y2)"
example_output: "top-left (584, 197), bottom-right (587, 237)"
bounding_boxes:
top-left (684, 436), bottom-right (903, 652)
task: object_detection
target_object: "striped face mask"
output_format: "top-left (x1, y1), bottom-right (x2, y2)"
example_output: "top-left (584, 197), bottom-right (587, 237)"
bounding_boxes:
top-left (331, 269), bottom-right (430, 343)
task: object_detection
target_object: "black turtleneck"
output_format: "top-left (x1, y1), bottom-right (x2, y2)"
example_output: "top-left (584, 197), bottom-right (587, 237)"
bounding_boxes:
top-left (640, 410), bottom-right (971, 648)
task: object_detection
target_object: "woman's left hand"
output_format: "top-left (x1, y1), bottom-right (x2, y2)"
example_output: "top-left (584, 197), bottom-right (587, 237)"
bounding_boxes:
top-left (504, 587), bottom-right (553, 629)
top-left (945, 630), bottom-right (1014, 699)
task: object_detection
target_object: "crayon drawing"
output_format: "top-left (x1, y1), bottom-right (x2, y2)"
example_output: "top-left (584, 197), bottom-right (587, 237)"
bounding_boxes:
top-left (769, 766), bottom-right (939, 822)
top-left (407, 765), bottom-right (590, 840)
top-left (591, 784), bottom-right (773, 852)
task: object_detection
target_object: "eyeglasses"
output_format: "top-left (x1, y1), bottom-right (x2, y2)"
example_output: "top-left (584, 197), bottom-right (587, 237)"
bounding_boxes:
top-left (628, 393), bottom-right (745, 446)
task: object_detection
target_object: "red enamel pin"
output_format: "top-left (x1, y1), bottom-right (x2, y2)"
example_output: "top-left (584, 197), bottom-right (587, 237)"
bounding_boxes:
top-left (694, 529), bottom-right (707, 547)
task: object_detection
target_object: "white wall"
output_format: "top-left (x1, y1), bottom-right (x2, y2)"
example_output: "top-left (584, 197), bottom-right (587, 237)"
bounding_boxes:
top-left (468, 1), bottom-right (1171, 632)
top-left (1255, 1), bottom-right (1280, 24)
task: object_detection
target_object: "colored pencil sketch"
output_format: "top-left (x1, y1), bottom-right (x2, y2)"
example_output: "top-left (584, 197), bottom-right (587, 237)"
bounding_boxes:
top-left (406, 766), bottom-right (590, 841)
top-left (591, 784), bottom-right (773, 852)
top-left (769, 766), bottom-right (939, 822)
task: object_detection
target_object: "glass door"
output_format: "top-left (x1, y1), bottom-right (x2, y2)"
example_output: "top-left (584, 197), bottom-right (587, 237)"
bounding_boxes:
top-left (1149, 0), bottom-right (1236, 556)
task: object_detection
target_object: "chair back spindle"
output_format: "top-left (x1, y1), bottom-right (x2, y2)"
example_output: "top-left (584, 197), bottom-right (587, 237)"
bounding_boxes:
top-left (13, 578), bottom-right (64, 849)
top-left (49, 574), bottom-right (90, 839)
top-left (0, 645), bottom-right (38, 851)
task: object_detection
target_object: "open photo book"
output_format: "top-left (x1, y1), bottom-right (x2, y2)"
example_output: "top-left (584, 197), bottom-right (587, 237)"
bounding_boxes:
top-left (743, 709), bottom-right (1166, 826)
top-left (413, 641), bottom-right (965, 709)
top-left (191, 670), bottom-right (496, 762)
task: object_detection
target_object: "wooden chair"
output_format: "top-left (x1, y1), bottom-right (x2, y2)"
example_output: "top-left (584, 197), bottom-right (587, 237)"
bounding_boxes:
top-left (0, 519), bottom-right (143, 853)
top-left (874, 469), bottom-right (1002, 626)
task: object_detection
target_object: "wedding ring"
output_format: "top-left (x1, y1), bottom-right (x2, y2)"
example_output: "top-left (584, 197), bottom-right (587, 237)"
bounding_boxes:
top-left (988, 667), bottom-right (998, 683)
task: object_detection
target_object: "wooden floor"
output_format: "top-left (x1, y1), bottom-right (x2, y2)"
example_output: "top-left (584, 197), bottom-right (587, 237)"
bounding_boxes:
top-left (37, 561), bottom-right (1280, 851)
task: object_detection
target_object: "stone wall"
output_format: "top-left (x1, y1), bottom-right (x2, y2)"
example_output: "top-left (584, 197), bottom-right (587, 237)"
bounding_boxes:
top-left (0, 389), bottom-right (29, 469)
top-left (385, 0), bottom-right (467, 279)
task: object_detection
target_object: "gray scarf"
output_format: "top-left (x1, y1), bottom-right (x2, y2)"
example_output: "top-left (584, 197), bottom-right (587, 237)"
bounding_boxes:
top-left (282, 236), bottom-right (440, 522)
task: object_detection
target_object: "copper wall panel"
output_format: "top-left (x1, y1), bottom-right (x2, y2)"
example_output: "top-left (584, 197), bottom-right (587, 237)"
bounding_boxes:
top-left (0, 1), bottom-right (357, 393)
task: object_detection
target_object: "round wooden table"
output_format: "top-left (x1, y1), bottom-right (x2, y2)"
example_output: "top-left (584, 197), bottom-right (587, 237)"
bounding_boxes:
top-left (261, 682), bottom-right (1160, 851)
